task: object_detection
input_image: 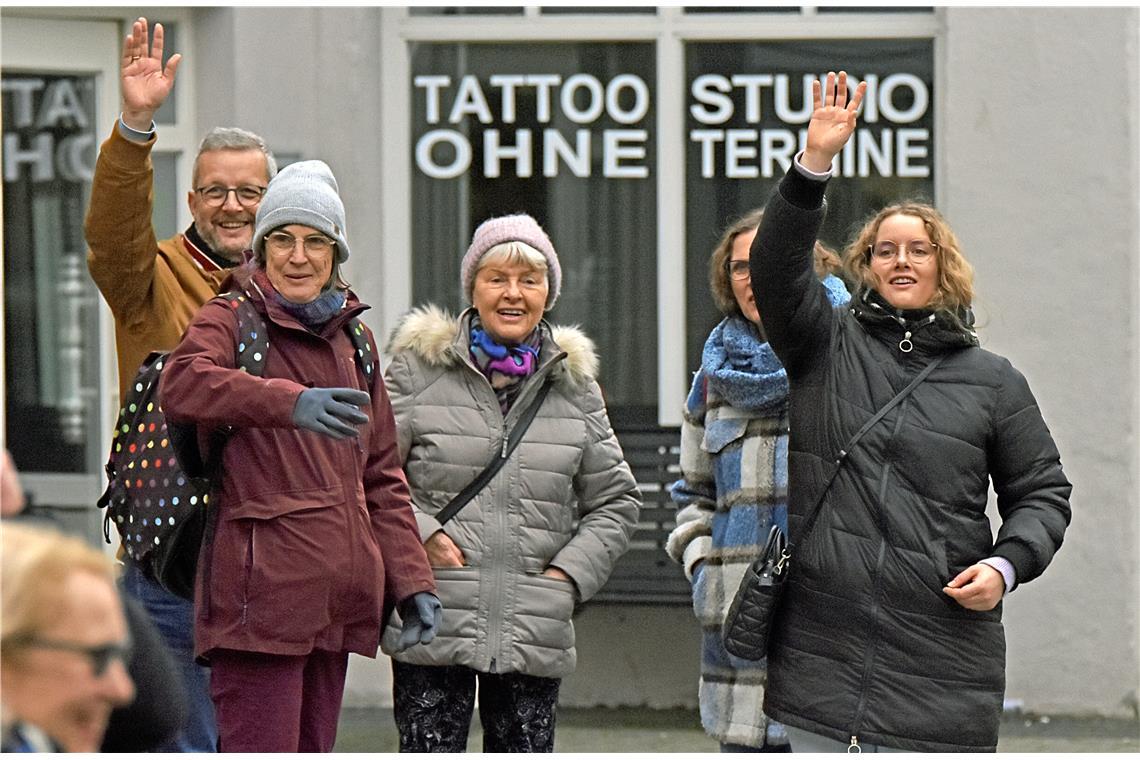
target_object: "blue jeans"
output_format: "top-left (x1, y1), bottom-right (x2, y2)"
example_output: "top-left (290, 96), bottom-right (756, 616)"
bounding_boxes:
top-left (121, 560), bottom-right (218, 752)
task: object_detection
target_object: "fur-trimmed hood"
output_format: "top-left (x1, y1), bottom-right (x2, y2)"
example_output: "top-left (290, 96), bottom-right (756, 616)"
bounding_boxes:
top-left (386, 304), bottom-right (599, 385)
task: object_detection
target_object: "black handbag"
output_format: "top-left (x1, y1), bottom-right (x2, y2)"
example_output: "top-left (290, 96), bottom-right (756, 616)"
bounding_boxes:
top-left (722, 355), bottom-right (946, 660)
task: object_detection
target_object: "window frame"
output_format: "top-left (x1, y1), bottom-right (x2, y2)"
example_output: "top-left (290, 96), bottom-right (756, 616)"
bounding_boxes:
top-left (383, 6), bottom-right (943, 425)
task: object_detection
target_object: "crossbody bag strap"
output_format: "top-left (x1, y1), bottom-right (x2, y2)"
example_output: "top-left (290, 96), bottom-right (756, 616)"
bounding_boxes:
top-left (436, 377), bottom-right (554, 527)
top-left (792, 353), bottom-right (947, 548)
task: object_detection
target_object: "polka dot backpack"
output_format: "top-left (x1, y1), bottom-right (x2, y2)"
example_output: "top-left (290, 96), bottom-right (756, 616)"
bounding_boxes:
top-left (98, 290), bottom-right (375, 599)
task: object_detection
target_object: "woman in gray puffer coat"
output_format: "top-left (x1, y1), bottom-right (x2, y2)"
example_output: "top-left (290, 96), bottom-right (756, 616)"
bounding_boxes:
top-left (381, 214), bottom-right (641, 752)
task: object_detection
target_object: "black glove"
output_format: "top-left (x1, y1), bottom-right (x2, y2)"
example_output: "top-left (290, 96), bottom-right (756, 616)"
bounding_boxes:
top-left (292, 387), bottom-right (370, 439)
top-left (393, 592), bottom-right (443, 652)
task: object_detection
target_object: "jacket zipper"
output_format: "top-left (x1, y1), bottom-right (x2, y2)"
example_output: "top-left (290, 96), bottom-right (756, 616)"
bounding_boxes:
top-left (241, 524), bottom-right (254, 625)
top-left (849, 396), bottom-right (909, 742)
top-left (453, 340), bottom-right (565, 674)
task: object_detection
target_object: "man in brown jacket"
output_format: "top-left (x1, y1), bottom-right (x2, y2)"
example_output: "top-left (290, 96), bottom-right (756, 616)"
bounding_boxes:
top-left (84, 17), bottom-right (276, 753)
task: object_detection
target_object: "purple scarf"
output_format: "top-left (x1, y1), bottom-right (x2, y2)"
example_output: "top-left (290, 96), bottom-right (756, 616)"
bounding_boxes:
top-left (469, 315), bottom-right (542, 414)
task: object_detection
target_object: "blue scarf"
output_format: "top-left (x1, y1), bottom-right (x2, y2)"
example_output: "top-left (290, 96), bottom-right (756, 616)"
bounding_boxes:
top-left (702, 316), bottom-right (788, 413)
top-left (703, 274), bottom-right (850, 411)
top-left (273, 287), bottom-right (346, 330)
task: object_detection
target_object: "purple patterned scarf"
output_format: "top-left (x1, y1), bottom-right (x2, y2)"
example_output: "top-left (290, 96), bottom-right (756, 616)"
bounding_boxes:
top-left (469, 315), bottom-right (542, 414)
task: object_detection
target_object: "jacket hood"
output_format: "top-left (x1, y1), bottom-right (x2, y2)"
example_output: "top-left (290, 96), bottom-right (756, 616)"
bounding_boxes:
top-left (386, 304), bottom-right (599, 385)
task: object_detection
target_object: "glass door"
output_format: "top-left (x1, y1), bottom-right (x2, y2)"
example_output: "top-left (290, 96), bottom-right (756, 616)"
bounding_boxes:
top-left (2, 15), bottom-right (120, 542)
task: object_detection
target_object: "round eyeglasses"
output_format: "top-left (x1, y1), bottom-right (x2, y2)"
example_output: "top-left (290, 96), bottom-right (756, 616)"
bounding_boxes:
top-left (264, 231), bottom-right (336, 257)
top-left (868, 241), bottom-right (938, 264)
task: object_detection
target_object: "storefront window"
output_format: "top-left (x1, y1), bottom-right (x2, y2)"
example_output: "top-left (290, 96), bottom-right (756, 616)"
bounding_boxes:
top-left (2, 71), bottom-right (102, 473)
top-left (410, 42), bottom-right (658, 423)
top-left (683, 39), bottom-right (934, 376)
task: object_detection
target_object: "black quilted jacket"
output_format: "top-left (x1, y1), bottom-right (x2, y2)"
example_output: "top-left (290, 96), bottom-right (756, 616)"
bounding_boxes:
top-left (749, 167), bottom-right (1072, 752)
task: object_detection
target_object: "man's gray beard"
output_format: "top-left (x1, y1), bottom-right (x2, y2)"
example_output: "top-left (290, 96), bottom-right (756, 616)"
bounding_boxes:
top-left (196, 226), bottom-right (247, 264)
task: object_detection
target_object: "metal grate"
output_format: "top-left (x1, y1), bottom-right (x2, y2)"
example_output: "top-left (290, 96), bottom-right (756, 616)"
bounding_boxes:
top-left (588, 425), bottom-right (691, 605)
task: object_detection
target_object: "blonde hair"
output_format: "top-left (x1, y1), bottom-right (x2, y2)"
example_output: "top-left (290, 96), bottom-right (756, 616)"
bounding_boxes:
top-left (710, 208), bottom-right (842, 317)
top-left (477, 241), bottom-right (549, 275)
top-left (1, 523), bottom-right (117, 655)
top-left (842, 203), bottom-right (975, 312)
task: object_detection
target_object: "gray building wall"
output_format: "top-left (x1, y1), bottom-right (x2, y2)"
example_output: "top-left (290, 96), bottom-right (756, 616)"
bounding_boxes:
top-left (939, 7), bottom-right (1139, 718)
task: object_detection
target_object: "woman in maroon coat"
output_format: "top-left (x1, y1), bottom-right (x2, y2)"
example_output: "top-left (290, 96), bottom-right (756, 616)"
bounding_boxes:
top-left (161, 160), bottom-right (439, 752)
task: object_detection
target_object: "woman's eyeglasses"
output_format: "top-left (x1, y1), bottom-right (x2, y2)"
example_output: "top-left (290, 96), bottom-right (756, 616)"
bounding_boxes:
top-left (5, 635), bottom-right (133, 676)
top-left (727, 260), bottom-right (751, 281)
top-left (264, 231), bottom-right (336, 257)
top-left (868, 241), bottom-right (939, 264)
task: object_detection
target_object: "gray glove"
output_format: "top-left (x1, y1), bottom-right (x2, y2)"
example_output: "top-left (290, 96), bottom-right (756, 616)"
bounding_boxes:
top-left (393, 592), bottom-right (442, 652)
top-left (292, 387), bottom-right (370, 439)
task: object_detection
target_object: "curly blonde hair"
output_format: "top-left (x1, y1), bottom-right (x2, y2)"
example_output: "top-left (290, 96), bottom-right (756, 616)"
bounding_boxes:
top-left (842, 203), bottom-right (974, 312)
top-left (710, 208), bottom-right (842, 318)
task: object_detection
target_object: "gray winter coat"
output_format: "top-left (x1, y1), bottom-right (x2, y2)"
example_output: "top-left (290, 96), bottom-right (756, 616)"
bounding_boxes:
top-left (379, 306), bottom-right (641, 678)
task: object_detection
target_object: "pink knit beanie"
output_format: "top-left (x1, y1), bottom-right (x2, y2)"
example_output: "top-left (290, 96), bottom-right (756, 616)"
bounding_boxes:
top-left (460, 214), bottom-right (562, 309)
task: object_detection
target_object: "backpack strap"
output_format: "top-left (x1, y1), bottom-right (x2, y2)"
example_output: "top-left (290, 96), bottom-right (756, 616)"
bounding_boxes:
top-left (195, 290), bottom-right (269, 619)
top-left (345, 317), bottom-right (377, 387)
top-left (219, 290), bottom-right (270, 375)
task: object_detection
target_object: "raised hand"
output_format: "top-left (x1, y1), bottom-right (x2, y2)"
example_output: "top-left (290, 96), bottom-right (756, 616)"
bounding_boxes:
top-left (120, 17), bottom-right (182, 131)
top-left (802, 70), bottom-right (867, 174)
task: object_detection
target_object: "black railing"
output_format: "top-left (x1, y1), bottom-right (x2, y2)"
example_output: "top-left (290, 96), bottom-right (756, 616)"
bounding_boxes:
top-left (588, 424), bottom-right (691, 605)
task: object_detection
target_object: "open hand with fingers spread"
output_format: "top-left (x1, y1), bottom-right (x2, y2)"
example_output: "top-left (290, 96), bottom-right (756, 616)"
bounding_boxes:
top-left (801, 70), bottom-right (868, 174)
top-left (120, 17), bottom-right (182, 131)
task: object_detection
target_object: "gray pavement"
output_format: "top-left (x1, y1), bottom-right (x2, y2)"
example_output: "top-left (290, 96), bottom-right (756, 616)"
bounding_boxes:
top-left (334, 707), bottom-right (1139, 753)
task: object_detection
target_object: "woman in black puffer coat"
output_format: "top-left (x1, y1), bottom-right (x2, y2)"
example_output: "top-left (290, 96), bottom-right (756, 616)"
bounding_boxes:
top-left (748, 72), bottom-right (1072, 753)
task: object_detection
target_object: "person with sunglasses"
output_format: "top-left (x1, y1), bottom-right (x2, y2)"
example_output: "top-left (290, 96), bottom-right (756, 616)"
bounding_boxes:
top-left (666, 211), bottom-right (848, 752)
top-left (160, 159), bottom-right (438, 752)
top-left (1, 522), bottom-right (136, 752)
top-left (747, 71), bottom-right (1072, 752)
top-left (82, 18), bottom-right (278, 753)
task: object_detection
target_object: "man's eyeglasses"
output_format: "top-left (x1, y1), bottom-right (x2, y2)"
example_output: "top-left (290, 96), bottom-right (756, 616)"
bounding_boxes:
top-left (6, 635), bottom-right (132, 676)
top-left (727, 260), bottom-right (751, 281)
top-left (868, 241), bottom-right (939, 264)
top-left (264, 231), bottom-right (336, 257)
top-left (194, 185), bottom-right (267, 208)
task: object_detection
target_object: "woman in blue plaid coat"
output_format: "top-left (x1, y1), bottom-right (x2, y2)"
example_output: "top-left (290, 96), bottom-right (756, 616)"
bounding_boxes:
top-left (667, 210), bottom-right (849, 752)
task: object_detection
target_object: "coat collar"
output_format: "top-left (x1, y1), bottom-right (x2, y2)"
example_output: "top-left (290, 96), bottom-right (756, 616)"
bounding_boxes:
top-left (224, 264), bottom-right (368, 337)
top-left (386, 304), bottom-right (599, 387)
top-left (851, 287), bottom-right (979, 354)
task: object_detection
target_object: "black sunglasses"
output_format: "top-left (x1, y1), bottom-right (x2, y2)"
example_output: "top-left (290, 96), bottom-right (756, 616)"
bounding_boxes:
top-left (6, 635), bottom-right (132, 676)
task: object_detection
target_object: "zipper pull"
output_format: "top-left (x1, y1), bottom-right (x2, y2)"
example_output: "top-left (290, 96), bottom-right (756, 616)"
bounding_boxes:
top-left (899, 330), bottom-right (914, 353)
top-left (848, 736), bottom-right (861, 753)
top-left (501, 435), bottom-right (509, 458)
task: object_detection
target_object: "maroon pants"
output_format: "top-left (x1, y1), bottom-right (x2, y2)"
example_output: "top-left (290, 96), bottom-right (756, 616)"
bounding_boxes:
top-left (209, 648), bottom-right (349, 752)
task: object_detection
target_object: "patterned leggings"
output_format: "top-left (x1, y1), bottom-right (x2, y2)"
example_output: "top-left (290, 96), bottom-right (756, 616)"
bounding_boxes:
top-left (392, 661), bottom-right (560, 752)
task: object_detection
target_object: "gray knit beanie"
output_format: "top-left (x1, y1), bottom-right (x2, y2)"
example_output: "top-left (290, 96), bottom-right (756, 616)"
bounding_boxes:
top-left (253, 160), bottom-right (350, 263)
top-left (460, 214), bottom-right (562, 309)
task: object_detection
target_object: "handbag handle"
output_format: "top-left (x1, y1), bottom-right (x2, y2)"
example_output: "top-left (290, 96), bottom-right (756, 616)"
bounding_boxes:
top-left (436, 377), bottom-right (553, 526)
top-left (792, 354), bottom-right (947, 548)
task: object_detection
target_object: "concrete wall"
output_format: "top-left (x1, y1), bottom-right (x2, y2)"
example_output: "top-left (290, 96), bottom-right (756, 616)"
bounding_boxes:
top-left (192, 7), bottom-right (391, 330)
top-left (940, 7), bottom-right (1139, 718)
